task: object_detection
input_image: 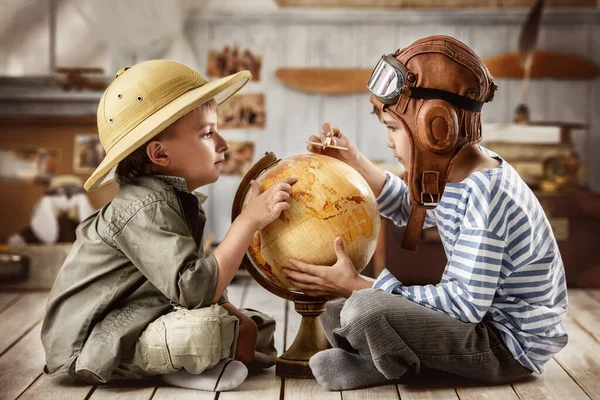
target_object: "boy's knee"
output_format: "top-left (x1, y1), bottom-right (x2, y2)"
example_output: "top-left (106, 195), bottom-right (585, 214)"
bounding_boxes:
top-left (340, 289), bottom-right (390, 328)
top-left (235, 316), bottom-right (258, 365)
top-left (238, 315), bottom-right (258, 339)
top-left (138, 306), bottom-right (237, 375)
top-left (240, 308), bottom-right (275, 331)
top-left (319, 298), bottom-right (345, 331)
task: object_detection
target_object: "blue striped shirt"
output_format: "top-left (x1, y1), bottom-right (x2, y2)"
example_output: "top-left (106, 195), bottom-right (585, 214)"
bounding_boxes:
top-left (372, 147), bottom-right (568, 373)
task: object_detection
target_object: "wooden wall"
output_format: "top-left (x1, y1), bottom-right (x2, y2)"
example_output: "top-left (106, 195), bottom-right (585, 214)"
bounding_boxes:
top-left (183, 9), bottom-right (600, 241)
top-left (274, 0), bottom-right (598, 8)
top-left (0, 9), bottom-right (598, 244)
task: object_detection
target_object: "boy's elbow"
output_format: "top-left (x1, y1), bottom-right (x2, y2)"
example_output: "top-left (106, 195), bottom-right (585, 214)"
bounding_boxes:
top-left (458, 314), bottom-right (483, 324)
top-left (458, 308), bottom-right (486, 324)
top-left (177, 284), bottom-right (216, 309)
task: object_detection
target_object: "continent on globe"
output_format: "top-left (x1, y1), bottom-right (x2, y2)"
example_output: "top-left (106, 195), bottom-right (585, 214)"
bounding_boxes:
top-left (242, 153), bottom-right (380, 293)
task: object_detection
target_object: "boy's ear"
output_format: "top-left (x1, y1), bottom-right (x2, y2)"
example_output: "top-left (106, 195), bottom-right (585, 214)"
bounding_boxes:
top-left (146, 140), bottom-right (170, 167)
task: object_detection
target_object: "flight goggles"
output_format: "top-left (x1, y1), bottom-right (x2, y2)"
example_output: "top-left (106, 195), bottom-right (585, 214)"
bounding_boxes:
top-left (367, 54), bottom-right (485, 112)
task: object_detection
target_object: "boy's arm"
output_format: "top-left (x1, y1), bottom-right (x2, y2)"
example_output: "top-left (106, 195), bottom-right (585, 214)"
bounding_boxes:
top-left (210, 215), bottom-right (257, 303)
top-left (211, 174), bottom-right (296, 303)
top-left (347, 153), bottom-right (388, 197)
top-left (376, 171), bottom-right (437, 229)
top-left (112, 187), bottom-right (286, 307)
top-left (373, 228), bottom-right (505, 323)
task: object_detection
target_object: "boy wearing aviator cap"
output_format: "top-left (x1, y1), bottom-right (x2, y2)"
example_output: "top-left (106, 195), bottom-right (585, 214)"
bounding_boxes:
top-left (283, 36), bottom-right (568, 390)
top-left (41, 61), bottom-right (296, 391)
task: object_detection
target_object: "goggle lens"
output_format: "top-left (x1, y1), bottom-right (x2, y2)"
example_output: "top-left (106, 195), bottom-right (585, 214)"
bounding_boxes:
top-left (367, 56), bottom-right (405, 103)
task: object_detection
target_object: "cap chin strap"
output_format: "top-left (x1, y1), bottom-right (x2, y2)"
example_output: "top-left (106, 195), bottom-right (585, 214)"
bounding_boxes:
top-left (402, 207), bottom-right (427, 251)
top-left (401, 170), bottom-right (441, 252)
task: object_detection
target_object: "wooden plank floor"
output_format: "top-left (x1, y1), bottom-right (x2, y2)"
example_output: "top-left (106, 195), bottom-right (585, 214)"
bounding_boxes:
top-left (0, 280), bottom-right (598, 400)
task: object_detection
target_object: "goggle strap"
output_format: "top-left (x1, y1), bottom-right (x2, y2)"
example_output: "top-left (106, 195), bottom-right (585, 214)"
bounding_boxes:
top-left (396, 74), bottom-right (415, 114)
top-left (409, 87), bottom-right (484, 112)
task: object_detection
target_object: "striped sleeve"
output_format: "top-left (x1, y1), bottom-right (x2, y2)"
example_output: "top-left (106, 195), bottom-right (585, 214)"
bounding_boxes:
top-left (373, 228), bottom-right (506, 323)
top-left (376, 172), bottom-right (437, 229)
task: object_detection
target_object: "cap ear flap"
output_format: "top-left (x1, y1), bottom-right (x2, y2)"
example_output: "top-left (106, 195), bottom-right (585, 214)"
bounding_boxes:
top-left (415, 100), bottom-right (458, 155)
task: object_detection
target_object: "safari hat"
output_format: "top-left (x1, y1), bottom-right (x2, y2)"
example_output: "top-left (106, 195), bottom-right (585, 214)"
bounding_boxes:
top-left (49, 175), bottom-right (84, 190)
top-left (84, 60), bottom-right (251, 191)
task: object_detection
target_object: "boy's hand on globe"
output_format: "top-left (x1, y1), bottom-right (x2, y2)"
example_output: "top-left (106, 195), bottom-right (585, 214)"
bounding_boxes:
top-left (307, 123), bottom-right (360, 165)
top-left (284, 237), bottom-right (372, 298)
top-left (243, 176), bottom-right (297, 231)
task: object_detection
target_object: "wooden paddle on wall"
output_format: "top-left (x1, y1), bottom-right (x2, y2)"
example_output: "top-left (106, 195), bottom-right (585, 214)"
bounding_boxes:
top-left (275, 68), bottom-right (372, 94)
top-left (483, 52), bottom-right (598, 80)
top-left (276, 54), bottom-right (599, 95)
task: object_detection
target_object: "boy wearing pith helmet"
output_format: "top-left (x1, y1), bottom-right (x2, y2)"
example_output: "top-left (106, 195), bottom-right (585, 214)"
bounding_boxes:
top-left (41, 60), bottom-right (296, 391)
top-left (283, 36), bottom-right (567, 390)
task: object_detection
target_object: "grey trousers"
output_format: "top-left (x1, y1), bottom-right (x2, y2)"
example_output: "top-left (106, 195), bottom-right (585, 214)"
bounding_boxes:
top-left (320, 288), bottom-right (532, 384)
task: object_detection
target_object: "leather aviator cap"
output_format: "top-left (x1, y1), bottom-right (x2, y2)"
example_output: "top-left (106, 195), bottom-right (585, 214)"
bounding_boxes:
top-left (370, 35), bottom-right (497, 251)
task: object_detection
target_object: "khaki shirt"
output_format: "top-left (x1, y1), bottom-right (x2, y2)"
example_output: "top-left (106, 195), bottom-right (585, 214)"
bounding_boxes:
top-left (41, 175), bottom-right (227, 383)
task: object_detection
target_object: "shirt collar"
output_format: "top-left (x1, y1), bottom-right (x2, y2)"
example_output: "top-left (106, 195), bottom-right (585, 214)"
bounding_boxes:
top-left (155, 175), bottom-right (188, 192)
top-left (154, 175), bottom-right (208, 205)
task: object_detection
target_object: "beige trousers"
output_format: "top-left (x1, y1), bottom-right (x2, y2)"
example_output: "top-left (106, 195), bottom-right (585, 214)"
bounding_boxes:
top-left (118, 304), bottom-right (277, 378)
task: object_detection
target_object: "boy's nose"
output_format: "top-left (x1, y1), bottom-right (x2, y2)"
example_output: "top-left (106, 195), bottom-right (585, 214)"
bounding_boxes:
top-left (386, 136), bottom-right (395, 149)
top-left (216, 133), bottom-right (229, 152)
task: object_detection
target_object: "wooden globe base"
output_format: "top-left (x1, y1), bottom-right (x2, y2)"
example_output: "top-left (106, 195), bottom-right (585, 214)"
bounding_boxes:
top-left (276, 299), bottom-right (331, 379)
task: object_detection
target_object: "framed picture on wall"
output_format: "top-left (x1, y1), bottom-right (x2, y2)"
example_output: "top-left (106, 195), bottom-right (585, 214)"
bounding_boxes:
top-left (206, 45), bottom-right (262, 81)
top-left (0, 145), bottom-right (59, 185)
top-left (221, 141), bottom-right (255, 176)
top-left (73, 134), bottom-right (105, 173)
top-left (217, 93), bottom-right (265, 130)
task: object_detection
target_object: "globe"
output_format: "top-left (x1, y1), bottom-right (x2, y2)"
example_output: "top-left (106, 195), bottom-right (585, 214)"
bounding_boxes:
top-left (231, 152), bottom-right (381, 378)
top-left (240, 153), bottom-right (380, 294)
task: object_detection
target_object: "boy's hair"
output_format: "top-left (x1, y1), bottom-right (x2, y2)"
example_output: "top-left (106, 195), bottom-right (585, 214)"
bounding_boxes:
top-left (371, 106), bottom-right (383, 123)
top-left (114, 99), bottom-right (218, 186)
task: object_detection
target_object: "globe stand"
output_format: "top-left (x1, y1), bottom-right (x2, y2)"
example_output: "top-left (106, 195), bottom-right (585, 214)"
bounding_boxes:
top-left (276, 299), bottom-right (331, 378)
